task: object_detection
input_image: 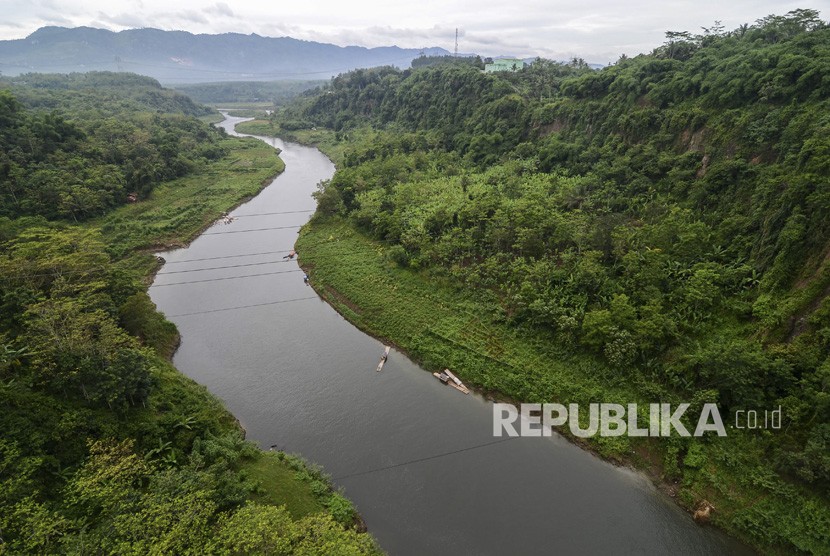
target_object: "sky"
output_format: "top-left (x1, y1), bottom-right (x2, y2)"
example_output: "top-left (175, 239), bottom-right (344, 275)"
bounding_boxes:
top-left (0, 0), bottom-right (823, 63)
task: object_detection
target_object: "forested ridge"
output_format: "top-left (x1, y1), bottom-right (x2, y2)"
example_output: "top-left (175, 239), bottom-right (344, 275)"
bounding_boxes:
top-left (0, 73), bottom-right (378, 553)
top-left (287, 10), bottom-right (830, 553)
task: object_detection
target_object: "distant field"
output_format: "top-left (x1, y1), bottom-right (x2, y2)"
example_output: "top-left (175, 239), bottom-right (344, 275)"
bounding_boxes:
top-left (213, 101), bottom-right (275, 109)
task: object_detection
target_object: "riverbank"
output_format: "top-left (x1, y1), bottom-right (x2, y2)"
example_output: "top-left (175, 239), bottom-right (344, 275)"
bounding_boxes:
top-left (296, 217), bottom-right (829, 554)
top-left (89, 134), bottom-right (286, 357)
top-left (269, 116), bottom-right (828, 554)
top-left (86, 132), bottom-right (376, 541)
top-left (235, 119), bottom-right (349, 164)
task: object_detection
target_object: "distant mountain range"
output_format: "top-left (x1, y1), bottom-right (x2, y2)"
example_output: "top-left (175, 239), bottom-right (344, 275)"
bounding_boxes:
top-left (0, 26), bottom-right (451, 84)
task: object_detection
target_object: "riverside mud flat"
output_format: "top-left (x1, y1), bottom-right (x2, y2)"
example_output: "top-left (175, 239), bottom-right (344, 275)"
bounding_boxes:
top-left (149, 114), bottom-right (751, 555)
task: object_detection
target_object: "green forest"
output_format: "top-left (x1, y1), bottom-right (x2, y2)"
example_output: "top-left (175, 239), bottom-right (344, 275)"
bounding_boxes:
top-left (276, 10), bottom-right (830, 554)
top-left (0, 73), bottom-right (378, 553)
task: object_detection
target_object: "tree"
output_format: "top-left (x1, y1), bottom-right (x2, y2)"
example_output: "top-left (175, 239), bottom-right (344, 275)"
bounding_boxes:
top-left (213, 503), bottom-right (296, 555)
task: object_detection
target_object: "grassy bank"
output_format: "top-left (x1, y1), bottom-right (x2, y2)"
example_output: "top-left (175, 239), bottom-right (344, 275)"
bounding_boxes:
top-left (211, 101), bottom-right (275, 110)
top-left (224, 109), bottom-right (271, 118)
top-left (235, 119), bottom-right (347, 163)
top-left (95, 135), bottom-right (283, 263)
top-left (297, 217), bottom-right (829, 554)
top-left (233, 119), bottom-right (278, 135)
top-left (198, 111), bottom-right (226, 125)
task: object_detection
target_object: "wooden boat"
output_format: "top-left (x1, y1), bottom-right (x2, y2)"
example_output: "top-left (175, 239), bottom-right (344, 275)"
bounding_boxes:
top-left (448, 382), bottom-right (470, 394)
top-left (376, 346), bottom-right (391, 372)
top-left (433, 368), bottom-right (469, 394)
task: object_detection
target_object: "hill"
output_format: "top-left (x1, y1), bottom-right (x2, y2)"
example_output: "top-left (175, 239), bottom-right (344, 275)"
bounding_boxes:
top-left (281, 9), bottom-right (830, 554)
top-left (0, 26), bottom-right (450, 84)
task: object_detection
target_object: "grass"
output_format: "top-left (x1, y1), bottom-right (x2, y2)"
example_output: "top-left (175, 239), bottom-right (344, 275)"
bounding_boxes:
top-left (210, 101), bottom-right (275, 110)
top-left (198, 112), bottom-right (226, 125)
top-left (298, 217), bottom-right (830, 555)
top-left (224, 109), bottom-right (270, 118)
top-left (234, 119), bottom-right (278, 135)
top-left (242, 452), bottom-right (324, 518)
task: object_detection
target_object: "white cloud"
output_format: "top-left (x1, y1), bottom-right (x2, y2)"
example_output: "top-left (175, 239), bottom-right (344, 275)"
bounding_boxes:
top-left (173, 9), bottom-right (209, 25)
top-left (36, 12), bottom-right (74, 25)
top-left (204, 3), bottom-right (234, 18)
top-left (97, 11), bottom-right (149, 28)
top-left (0, 0), bottom-right (820, 63)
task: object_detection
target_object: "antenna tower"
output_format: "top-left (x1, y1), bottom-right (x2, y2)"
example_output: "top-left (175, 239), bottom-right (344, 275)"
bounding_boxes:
top-left (454, 28), bottom-right (458, 57)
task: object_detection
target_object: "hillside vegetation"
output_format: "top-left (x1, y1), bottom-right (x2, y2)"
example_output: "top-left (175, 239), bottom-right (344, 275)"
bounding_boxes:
top-left (0, 72), bottom-right (220, 221)
top-left (0, 73), bottom-right (378, 554)
top-left (285, 10), bottom-right (830, 554)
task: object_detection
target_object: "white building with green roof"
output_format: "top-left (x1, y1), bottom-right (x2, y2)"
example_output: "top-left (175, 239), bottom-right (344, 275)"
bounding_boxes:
top-left (484, 58), bottom-right (526, 73)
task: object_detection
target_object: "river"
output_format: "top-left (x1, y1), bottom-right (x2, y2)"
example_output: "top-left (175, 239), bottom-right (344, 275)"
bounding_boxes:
top-left (149, 114), bottom-right (751, 555)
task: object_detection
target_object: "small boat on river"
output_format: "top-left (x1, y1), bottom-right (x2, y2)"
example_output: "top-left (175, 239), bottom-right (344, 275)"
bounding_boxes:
top-left (433, 368), bottom-right (469, 394)
top-left (376, 346), bottom-right (391, 372)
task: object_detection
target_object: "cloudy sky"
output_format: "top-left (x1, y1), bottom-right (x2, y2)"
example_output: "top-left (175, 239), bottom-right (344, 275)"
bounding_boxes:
top-left (0, 0), bottom-right (821, 63)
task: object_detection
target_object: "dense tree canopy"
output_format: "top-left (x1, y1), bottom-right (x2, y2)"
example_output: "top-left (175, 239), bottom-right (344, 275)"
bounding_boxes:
top-left (291, 11), bottom-right (830, 553)
top-left (0, 72), bottom-right (227, 221)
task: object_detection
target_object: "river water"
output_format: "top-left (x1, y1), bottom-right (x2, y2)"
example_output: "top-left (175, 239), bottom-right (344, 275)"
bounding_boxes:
top-left (149, 114), bottom-right (750, 555)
